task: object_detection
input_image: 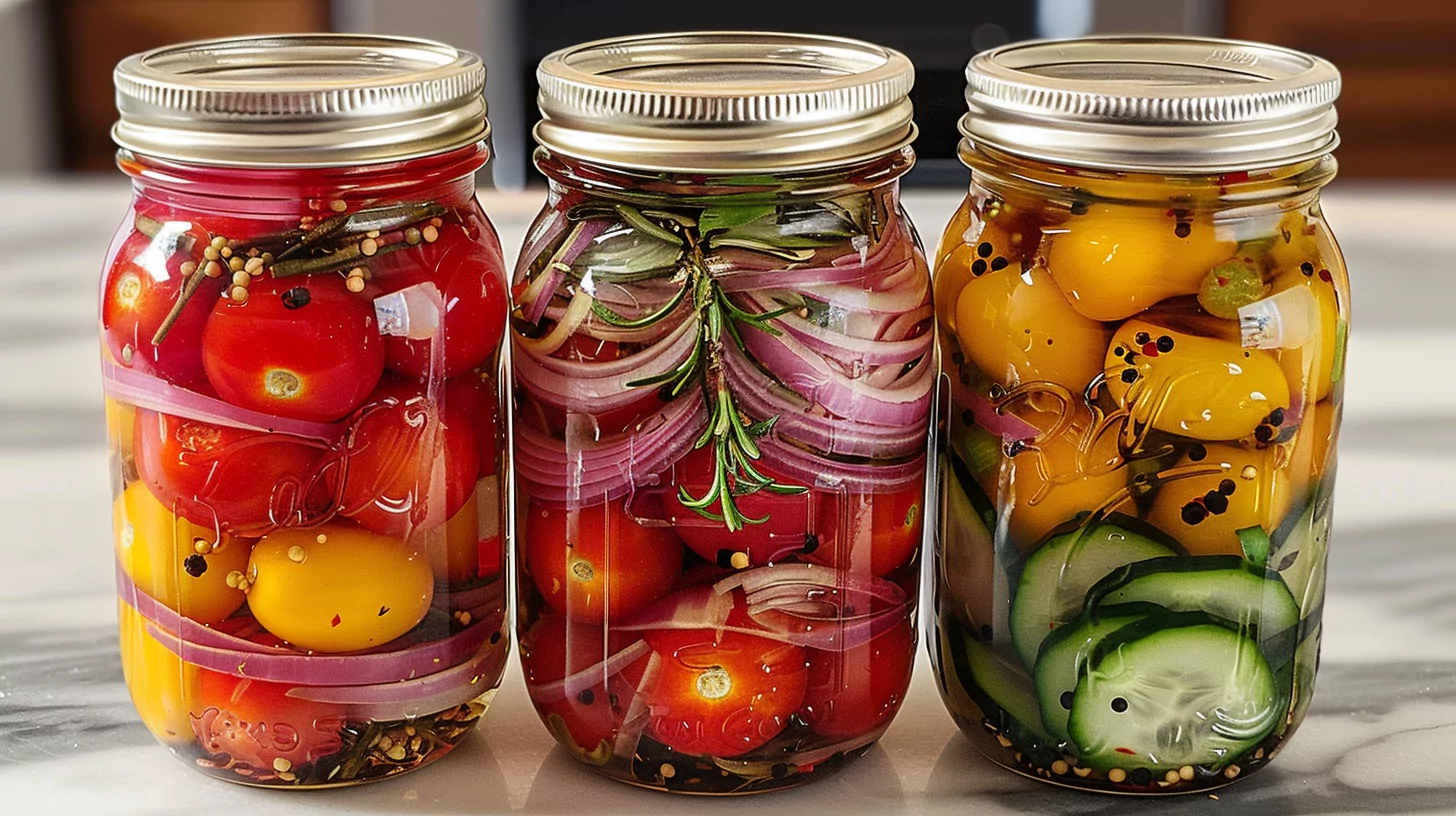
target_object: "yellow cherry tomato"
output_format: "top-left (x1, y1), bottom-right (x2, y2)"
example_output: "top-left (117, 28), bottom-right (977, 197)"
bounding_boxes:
top-left (1046, 204), bottom-right (1234, 321)
top-left (411, 479), bottom-right (494, 585)
top-left (1146, 443), bottom-right (1293, 556)
top-left (1106, 319), bottom-right (1290, 441)
top-left (245, 524), bottom-right (433, 653)
top-left (118, 600), bottom-right (197, 744)
top-left (954, 260), bottom-right (1110, 389)
top-left (1270, 257), bottom-right (1345, 404)
top-left (105, 397), bottom-right (136, 468)
top-left (114, 482), bottom-right (250, 625)
top-left (1285, 399), bottom-right (1339, 499)
top-left (1001, 413), bottom-right (1128, 553)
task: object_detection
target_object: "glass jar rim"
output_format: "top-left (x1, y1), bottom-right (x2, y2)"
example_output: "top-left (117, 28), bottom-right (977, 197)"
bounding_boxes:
top-left (959, 35), bottom-right (1341, 173)
top-left (534, 31), bottom-right (916, 174)
top-left (112, 34), bottom-right (489, 168)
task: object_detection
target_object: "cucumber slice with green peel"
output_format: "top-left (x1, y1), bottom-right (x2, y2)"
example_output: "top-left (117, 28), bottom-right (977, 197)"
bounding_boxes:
top-left (939, 457), bottom-right (1002, 639)
top-left (1010, 524), bottom-right (1176, 669)
top-left (1268, 499), bottom-right (1331, 621)
top-left (1069, 613), bottom-right (1282, 771)
top-left (1033, 603), bottom-right (1162, 744)
top-left (961, 633), bottom-right (1054, 743)
top-left (1083, 555), bottom-right (1300, 638)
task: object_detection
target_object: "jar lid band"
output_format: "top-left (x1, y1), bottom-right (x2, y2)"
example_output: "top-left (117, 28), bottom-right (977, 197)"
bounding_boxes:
top-left (534, 31), bottom-right (917, 173)
top-left (112, 34), bottom-right (489, 167)
top-left (959, 36), bottom-right (1341, 172)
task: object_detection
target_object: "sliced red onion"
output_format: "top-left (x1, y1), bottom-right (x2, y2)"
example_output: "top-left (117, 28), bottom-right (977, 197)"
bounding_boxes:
top-left (738, 323), bottom-right (933, 427)
top-left (878, 305), bottom-right (933, 343)
top-left (720, 343), bottom-right (925, 460)
top-left (514, 396), bottom-right (706, 507)
top-left (516, 289), bottom-right (592, 358)
top-left (769, 307), bottom-right (930, 368)
top-left (756, 433), bottom-right (927, 491)
top-left (712, 225), bottom-right (911, 294)
top-left (515, 208), bottom-right (569, 285)
top-left (526, 314), bottom-right (696, 380)
top-left (124, 559), bottom-right (503, 685)
top-left (102, 360), bottom-right (344, 443)
top-left (519, 219), bottom-right (611, 325)
top-left (616, 569), bottom-right (909, 652)
top-left (284, 642), bottom-right (507, 721)
top-left (952, 380), bottom-right (1040, 443)
top-left (525, 638), bottom-right (652, 703)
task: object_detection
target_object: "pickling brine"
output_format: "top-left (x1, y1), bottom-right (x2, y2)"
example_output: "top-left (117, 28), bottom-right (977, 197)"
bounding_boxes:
top-left (515, 32), bottom-right (929, 793)
top-left (105, 36), bottom-right (509, 787)
top-left (932, 37), bottom-right (1346, 794)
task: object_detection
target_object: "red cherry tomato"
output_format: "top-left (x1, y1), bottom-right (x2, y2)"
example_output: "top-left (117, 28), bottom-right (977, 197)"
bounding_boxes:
top-left (102, 228), bottom-right (220, 391)
top-left (643, 627), bottom-right (808, 758)
top-left (797, 616), bottom-right (915, 738)
top-left (666, 446), bottom-right (815, 568)
top-left (201, 276), bottom-right (385, 422)
top-left (335, 379), bottom-right (478, 538)
top-left (377, 224), bottom-right (509, 379)
top-left (807, 483), bottom-right (925, 577)
top-left (133, 409), bottom-right (327, 533)
top-left (444, 374), bottom-right (501, 476)
top-left (521, 614), bottom-right (649, 760)
top-left (190, 669), bottom-right (346, 771)
top-left (523, 497), bottom-right (683, 624)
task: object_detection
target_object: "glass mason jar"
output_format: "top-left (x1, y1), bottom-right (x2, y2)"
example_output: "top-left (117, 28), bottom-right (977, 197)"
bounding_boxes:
top-left (103, 36), bottom-right (510, 787)
top-left (931, 38), bottom-right (1347, 793)
top-left (512, 33), bottom-right (931, 793)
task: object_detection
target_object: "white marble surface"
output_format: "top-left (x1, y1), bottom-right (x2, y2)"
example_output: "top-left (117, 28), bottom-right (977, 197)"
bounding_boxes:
top-left (1, 181), bottom-right (1453, 815)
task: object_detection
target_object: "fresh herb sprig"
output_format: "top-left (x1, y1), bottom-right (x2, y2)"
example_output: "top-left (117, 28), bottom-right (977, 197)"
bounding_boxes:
top-left (584, 203), bottom-right (813, 530)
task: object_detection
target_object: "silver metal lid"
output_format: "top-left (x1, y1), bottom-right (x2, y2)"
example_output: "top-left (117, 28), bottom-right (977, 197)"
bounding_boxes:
top-left (113, 34), bottom-right (488, 167)
top-left (960, 36), bottom-right (1341, 172)
top-left (534, 31), bottom-right (916, 173)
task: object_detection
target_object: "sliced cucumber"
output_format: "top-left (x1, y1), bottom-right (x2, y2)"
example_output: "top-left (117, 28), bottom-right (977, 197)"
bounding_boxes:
top-left (1069, 613), bottom-right (1281, 771)
top-left (1010, 524), bottom-right (1175, 669)
top-left (1033, 603), bottom-right (1160, 744)
top-left (1269, 498), bottom-right (1331, 621)
top-left (961, 633), bottom-right (1053, 743)
top-left (1084, 555), bottom-right (1299, 638)
top-left (938, 457), bottom-right (1001, 639)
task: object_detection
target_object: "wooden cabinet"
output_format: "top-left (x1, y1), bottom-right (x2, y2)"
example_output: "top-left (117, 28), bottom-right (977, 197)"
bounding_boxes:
top-left (50, 0), bottom-right (331, 171)
top-left (1226, 0), bottom-right (1456, 179)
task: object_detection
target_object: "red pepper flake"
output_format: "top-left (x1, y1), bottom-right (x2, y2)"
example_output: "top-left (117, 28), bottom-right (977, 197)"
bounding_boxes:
top-left (331, 614), bottom-right (342, 627)
top-left (1319, 269), bottom-right (1333, 282)
top-left (1219, 171), bottom-right (1250, 185)
top-left (1115, 747), bottom-right (1138, 755)
top-left (1216, 276), bottom-right (1229, 286)
top-left (1142, 343), bottom-right (1160, 357)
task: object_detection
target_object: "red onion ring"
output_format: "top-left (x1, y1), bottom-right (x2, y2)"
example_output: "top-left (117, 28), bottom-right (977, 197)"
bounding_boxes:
top-left (525, 638), bottom-right (652, 703)
top-left (102, 360), bottom-right (344, 443)
top-left (121, 564), bottom-right (502, 686)
top-left (519, 219), bottom-right (611, 325)
top-left (720, 343), bottom-right (925, 460)
top-left (515, 318), bottom-right (696, 414)
top-left (737, 323), bottom-right (933, 427)
top-left (756, 433), bottom-right (928, 492)
top-left (284, 642), bottom-right (507, 721)
top-left (513, 396), bottom-right (707, 507)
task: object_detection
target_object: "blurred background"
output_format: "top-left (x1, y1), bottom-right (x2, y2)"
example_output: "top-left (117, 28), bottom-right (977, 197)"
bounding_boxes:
top-left (1, 0), bottom-right (1451, 187)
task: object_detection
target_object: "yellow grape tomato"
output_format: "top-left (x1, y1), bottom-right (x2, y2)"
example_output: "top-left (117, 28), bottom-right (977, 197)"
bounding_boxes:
top-left (1146, 443), bottom-right (1293, 557)
top-left (954, 261), bottom-right (1110, 389)
top-left (1106, 319), bottom-right (1290, 441)
top-left (114, 482), bottom-right (249, 625)
top-left (118, 600), bottom-right (197, 744)
top-left (245, 524), bottom-right (433, 653)
top-left (1046, 204), bottom-right (1234, 322)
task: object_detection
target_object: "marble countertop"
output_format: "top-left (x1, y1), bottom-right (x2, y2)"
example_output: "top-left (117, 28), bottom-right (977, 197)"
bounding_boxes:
top-left (1, 181), bottom-right (1453, 815)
